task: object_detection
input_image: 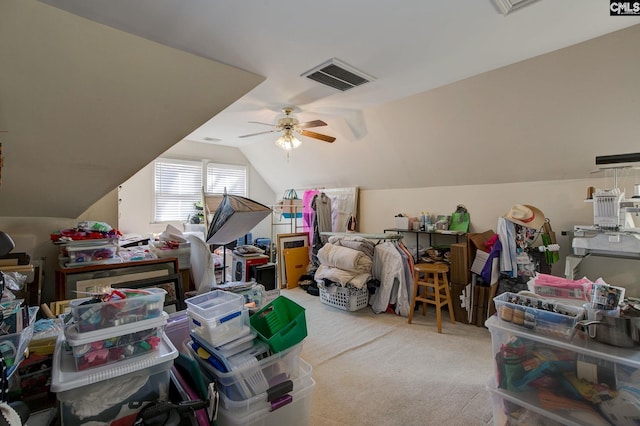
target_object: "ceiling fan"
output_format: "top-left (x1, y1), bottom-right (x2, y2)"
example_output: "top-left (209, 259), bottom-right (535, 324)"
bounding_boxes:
top-left (239, 107), bottom-right (335, 150)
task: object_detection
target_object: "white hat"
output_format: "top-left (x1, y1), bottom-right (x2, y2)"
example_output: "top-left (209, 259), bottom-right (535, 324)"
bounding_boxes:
top-left (503, 204), bottom-right (545, 229)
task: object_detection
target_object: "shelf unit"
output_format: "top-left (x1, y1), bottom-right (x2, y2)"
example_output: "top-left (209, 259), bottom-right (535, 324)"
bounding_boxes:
top-left (270, 205), bottom-right (305, 262)
top-left (383, 228), bottom-right (466, 262)
top-left (485, 315), bottom-right (640, 426)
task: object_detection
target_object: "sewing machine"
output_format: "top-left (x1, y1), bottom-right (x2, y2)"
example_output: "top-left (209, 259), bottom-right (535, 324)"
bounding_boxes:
top-left (572, 188), bottom-right (640, 258)
top-left (567, 189), bottom-right (640, 296)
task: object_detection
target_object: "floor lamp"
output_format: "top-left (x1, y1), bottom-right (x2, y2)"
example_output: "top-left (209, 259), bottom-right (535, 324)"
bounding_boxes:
top-left (206, 194), bottom-right (271, 283)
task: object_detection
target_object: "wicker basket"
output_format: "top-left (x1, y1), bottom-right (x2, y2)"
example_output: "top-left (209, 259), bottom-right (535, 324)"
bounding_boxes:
top-left (319, 285), bottom-right (369, 312)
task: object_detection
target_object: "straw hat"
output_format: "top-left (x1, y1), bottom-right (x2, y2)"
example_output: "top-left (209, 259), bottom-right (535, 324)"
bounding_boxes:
top-left (503, 204), bottom-right (545, 229)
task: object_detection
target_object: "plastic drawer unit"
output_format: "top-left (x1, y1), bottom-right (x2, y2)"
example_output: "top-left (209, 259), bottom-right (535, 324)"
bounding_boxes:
top-left (485, 315), bottom-right (640, 426)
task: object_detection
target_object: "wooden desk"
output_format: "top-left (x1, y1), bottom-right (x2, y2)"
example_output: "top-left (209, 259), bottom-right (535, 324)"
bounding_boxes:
top-left (55, 257), bottom-right (180, 301)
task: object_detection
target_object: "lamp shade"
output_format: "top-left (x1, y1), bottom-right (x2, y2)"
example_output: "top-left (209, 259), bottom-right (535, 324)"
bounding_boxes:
top-left (206, 194), bottom-right (271, 245)
top-left (275, 131), bottom-right (302, 151)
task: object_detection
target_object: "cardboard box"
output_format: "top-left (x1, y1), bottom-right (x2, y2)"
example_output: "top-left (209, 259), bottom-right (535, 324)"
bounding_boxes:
top-left (449, 243), bottom-right (469, 285)
top-left (450, 282), bottom-right (470, 324)
top-left (466, 230), bottom-right (495, 268)
top-left (394, 216), bottom-right (409, 230)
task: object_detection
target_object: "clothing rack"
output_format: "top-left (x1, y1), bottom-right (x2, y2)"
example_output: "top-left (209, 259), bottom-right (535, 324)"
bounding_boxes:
top-left (321, 232), bottom-right (403, 242)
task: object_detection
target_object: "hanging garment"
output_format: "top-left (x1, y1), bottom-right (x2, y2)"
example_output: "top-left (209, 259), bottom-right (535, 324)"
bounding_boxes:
top-left (370, 242), bottom-right (407, 315)
top-left (315, 193), bottom-right (333, 239)
top-left (394, 241), bottom-right (415, 316)
top-left (312, 193), bottom-right (332, 265)
top-left (303, 189), bottom-right (319, 245)
top-left (497, 217), bottom-right (517, 278)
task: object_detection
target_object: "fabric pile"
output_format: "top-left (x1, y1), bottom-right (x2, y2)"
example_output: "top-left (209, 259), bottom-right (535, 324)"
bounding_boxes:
top-left (314, 236), bottom-right (375, 290)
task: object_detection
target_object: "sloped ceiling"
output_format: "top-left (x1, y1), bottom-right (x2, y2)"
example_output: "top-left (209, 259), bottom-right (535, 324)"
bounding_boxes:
top-left (2, 0), bottom-right (639, 219)
top-left (0, 0), bottom-right (263, 217)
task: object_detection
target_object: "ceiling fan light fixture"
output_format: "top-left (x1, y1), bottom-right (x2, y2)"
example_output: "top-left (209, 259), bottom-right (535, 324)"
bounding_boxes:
top-left (275, 131), bottom-right (302, 151)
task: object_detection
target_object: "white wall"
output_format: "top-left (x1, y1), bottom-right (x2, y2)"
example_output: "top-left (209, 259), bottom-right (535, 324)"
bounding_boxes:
top-left (118, 140), bottom-right (276, 241)
top-left (0, 189), bottom-right (118, 303)
top-left (359, 176), bottom-right (621, 277)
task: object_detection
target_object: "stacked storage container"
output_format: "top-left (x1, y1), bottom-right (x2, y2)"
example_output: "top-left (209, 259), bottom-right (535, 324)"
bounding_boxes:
top-left (51, 288), bottom-right (178, 425)
top-left (185, 291), bottom-right (313, 426)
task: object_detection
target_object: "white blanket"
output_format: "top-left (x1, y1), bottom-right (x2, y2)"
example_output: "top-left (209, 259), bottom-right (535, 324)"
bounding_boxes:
top-left (318, 243), bottom-right (373, 273)
top-left (314, 264), bottom-right (371, 289)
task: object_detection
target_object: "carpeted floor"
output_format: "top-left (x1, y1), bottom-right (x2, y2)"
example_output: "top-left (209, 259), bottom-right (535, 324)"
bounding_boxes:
top-left (282, 287), bottom-right (496, 426)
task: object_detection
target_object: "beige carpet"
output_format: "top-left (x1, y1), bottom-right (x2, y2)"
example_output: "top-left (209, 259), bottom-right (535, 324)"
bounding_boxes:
top-left (282, 287), bottom-right (495, 426)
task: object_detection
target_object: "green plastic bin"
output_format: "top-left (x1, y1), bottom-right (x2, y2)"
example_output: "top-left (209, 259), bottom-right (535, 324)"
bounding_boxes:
top-left (249, 296), bottom-right (307, 353)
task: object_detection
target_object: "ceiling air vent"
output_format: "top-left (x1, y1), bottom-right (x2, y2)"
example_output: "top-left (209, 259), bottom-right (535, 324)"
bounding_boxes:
top-left (301, 58), bottom-right (375, 92)
top-left (492, 0), bottom-right (541, 15)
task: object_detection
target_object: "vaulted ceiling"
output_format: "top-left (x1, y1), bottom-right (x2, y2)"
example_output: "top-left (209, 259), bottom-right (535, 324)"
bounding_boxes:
top-left (2, 0), bottom-right (639, 217)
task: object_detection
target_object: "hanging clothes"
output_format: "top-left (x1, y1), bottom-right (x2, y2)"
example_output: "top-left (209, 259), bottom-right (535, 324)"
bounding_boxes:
top-left (311, 192), bottom-right (332, 266)
top-left (302, 189), bottom-right (319, 246)
top-left (370, 241), bottom-right (407, 315)
top-left (497, 217), bottom-right (517, 278)
top-left (395, 241), bottom-right (415, 316)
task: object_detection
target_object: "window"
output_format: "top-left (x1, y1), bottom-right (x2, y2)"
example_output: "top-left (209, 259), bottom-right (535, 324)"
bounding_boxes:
top-left (154, 159), bottom-right (247, 222)
top-left (206, 163), bottom-right (246, 196)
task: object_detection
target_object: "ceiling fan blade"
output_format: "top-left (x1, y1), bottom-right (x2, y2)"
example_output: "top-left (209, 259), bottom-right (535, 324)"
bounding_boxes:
top-left (239, 129), bottom-right (278, 138)
top-left (299, 129), bottom-right (335, 143)
top-left (248, 121), bottom-right (275, 127)
top-left (296, 120), bottom-right (327, 129)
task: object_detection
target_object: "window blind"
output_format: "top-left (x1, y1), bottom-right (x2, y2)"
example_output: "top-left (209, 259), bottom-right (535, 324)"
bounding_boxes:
top-left (206, 163), bottom-right (247, 196)
top-left (154, 159), bottom-right (247, 222)
top-left (154, 159), bottom-right (202, 222)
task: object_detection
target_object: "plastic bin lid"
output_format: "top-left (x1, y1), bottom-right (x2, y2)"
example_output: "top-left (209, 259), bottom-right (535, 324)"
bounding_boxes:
top-left (64, 311), bottom-right (168, 345)
top-left (51, 330), bottom-right (178, 393)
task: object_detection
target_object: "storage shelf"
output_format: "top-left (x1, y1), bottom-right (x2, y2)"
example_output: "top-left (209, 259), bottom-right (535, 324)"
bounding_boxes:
top-left (383, 228), bottom-right (466, 262)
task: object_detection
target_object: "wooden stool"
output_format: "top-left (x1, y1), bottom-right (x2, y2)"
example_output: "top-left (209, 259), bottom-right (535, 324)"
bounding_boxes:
top-left (408, 263), bottom-right (455, 333)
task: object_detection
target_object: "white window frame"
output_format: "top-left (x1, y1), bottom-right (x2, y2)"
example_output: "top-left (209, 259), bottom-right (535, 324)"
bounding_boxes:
top-left (153, 158), bottom-right (247, 223)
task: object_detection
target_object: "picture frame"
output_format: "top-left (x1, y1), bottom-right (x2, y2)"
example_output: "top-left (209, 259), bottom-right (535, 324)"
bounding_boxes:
top-left (73, 269), bottom-right (169, 299)
top-left (276, 232), bottom-right (309, 288)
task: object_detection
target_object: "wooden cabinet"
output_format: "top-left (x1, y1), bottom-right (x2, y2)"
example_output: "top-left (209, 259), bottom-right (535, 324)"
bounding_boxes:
top-left (55, 257), bottom-right (180, 301)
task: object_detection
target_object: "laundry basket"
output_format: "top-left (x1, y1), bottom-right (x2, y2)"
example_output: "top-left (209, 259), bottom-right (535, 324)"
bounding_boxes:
top-left (320, 285), bottom-right (369, 312)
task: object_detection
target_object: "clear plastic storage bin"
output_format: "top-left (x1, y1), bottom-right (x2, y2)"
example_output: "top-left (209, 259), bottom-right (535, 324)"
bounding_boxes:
top-left (187, 338), bottom-right (304, 401)
top-left (188, 307), bottom-right (249, 347)
top-left (52, 331), bottom-right (178, 426)
top-left (66, 243), bottom-right (118, 263)
top-left (63, 312), bottom-right (167, 371)
top-left (216, 374), bottom-right (315, 426)
top-left (69, 288), bottom-right (166, 333)
top-left (185, 290), bottom-right (245, 319)
top-left (493, 292), bottom-right (584, 340)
